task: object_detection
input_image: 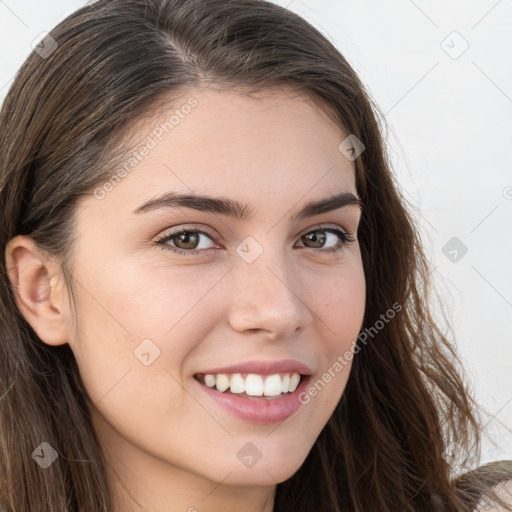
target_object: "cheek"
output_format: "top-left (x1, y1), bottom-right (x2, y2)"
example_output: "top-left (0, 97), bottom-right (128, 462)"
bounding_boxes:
top-left (69, 261), bottom-right (229, 398)
top-left (306, 258), bottom-right (366, 343)
top-left (297, 260), bottom-right (365, 411)
top-left (115, 260), bottom-right (230, 327)
top-left (80, 257), bottom-right (227, 338)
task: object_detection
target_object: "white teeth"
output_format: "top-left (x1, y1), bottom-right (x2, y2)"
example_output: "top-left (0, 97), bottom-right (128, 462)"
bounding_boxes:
top-left (215, 374), bottom-right (230, 392)
top-left (263, 374), bottom-right (282, 397)
top-left (281, 374), bottom-right (290, 393)
top-left (204, 374), bottom-right (216, 388)
top-left (229, 373), bottom-right (245, 394)
top-left (200, 372), bottom-right (302, 396)
top-left (245, 374), bottom-right (264, 396)
top-left (289, 373), bottom-right (300, 392)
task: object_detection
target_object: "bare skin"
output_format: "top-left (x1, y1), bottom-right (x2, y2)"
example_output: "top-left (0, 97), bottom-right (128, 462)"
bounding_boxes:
top-left (6, 86), bottom-right (366, 512)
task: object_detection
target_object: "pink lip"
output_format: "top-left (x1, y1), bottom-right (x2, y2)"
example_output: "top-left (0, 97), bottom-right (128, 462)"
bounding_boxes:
top-left (194, 374), bottom-right (312, 425)
top-left (195, 359), bottom-right (313, 376)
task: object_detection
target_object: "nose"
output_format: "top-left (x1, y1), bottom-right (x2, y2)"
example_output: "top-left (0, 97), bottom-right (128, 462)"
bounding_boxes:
top-left (226, 243), bottom-right (313, 340)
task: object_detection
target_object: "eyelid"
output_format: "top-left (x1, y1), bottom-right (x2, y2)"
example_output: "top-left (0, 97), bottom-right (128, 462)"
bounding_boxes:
top-left (155, 224), bottom-right (219, 243)
top-left (155, 222), bottom-right (354, 241)
top-left (154, 222), bottom-right (356, 255)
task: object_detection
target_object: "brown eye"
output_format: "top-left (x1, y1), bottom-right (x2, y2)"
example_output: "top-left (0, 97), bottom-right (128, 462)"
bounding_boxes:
top-left (301, 230), bottom-right (327, 249)
top-left (171, 230), bottom-right (201, 250)
top-left (155, 225), bottom-right (356, 257)
top-left (297, 227), bottom-right (356, 253)
top-left (156, 227), bottom-right (218, 256)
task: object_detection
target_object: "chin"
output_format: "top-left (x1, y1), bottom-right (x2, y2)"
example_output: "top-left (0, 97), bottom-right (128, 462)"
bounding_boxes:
top-left (210, 446), bottom-right (310, 486)
top-left (219, 463), bottom-right (302, 487)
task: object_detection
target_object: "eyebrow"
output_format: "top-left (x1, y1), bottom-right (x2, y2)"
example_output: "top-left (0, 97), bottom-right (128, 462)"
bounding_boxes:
top-left (132, 190), bottom-right (362, 222)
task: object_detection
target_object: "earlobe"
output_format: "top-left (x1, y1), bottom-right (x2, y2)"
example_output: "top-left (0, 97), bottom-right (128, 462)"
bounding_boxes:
top-left (5, 235), bottom-right (71, 347)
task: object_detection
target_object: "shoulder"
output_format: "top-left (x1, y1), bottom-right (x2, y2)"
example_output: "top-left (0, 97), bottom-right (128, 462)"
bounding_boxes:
top-left (473, 479), bottom-right (512, 512)
top-left (454, 460), bottom-right (512, 511)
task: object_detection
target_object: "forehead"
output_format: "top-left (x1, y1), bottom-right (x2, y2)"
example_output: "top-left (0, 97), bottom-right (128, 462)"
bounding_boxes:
top-left (81, 86), bottom-right (357, 220)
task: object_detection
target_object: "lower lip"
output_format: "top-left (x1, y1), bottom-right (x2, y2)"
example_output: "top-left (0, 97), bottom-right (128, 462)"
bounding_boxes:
top-left (194, 375), bottom-right (312, 425)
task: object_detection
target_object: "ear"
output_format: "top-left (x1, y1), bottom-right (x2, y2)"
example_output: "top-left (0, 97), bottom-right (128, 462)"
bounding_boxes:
top-left (4, 235), bottom-right (72, 346)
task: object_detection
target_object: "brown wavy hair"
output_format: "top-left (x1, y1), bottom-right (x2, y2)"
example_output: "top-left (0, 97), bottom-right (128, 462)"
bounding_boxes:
top-left (0, 0), bottom-right (510, 510)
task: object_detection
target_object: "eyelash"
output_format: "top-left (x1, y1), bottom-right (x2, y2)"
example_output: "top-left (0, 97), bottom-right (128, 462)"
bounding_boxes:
top-left (154, 224), bottom-right (356, 257)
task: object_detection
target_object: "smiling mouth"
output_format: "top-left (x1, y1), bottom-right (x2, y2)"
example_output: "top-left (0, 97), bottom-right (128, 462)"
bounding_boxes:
top-left (194, 372), bottom-right (305, 400)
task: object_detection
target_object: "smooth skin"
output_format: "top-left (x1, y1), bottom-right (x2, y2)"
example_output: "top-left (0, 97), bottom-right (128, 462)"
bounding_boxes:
top-left (5, 86), bottom-right (366, 512)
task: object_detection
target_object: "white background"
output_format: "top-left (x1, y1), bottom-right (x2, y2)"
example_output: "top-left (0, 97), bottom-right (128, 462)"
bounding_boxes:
top-left (1, 0), bottom-right (511, 465)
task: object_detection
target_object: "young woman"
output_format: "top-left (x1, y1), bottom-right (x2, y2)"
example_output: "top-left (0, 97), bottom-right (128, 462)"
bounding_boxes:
top-left (0, 1), bottom-right (510, 511)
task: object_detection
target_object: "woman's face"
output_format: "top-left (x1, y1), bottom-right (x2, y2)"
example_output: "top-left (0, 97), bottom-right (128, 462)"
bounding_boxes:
top-left (37, 87), bottom-right (366, 505)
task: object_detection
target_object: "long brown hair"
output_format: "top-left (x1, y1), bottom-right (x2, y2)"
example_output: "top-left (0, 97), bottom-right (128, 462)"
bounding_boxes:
top-left (0, 1), bottom-right (510, 510)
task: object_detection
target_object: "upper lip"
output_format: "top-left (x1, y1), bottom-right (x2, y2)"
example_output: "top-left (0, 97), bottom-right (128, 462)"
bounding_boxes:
top-left (195, 359), bottom-right (313, 376)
